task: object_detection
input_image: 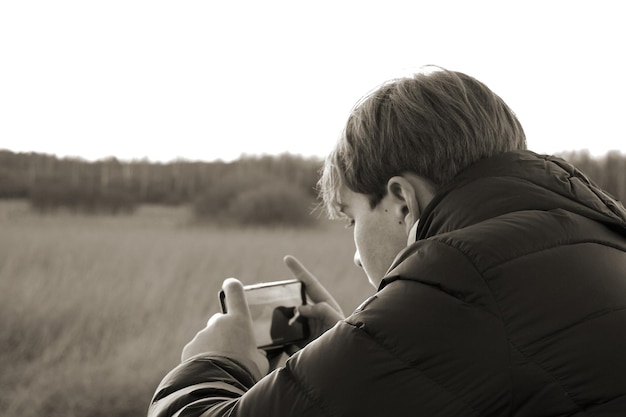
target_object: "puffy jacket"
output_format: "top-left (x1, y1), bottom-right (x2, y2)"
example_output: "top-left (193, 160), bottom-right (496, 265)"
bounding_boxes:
top-left (148, 150), bottom-right (626, 417)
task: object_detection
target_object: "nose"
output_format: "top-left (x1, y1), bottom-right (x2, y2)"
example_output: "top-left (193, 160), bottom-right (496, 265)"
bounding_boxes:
top-left (353, 251), bottom-right (362, 268)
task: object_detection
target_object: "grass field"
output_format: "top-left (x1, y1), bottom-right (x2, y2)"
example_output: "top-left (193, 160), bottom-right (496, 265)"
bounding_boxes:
top-left (0, 200), bottom-right (373, 417)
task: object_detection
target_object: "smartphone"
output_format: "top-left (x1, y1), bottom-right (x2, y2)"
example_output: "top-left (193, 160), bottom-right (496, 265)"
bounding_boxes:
top-left (219, 279), bottom-right (310, 351)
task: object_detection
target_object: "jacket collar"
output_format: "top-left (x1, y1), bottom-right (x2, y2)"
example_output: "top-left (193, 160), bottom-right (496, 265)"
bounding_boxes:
top-left (416, 150), bottom-right (626, 241)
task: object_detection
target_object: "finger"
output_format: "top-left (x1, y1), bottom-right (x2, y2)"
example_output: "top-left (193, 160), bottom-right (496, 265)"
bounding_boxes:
top-left (298, 302), bottom-right (343, 322)
top-left (222, 278), bottom-right (251, 319)
top-left (283, 255), bottom-right (342, 313)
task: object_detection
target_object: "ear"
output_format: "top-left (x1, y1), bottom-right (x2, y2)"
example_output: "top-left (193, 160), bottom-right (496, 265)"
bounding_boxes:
top-left (386, 174), bottom-right (436, 235)
top-left (386, 176), bottom-right (420, 235)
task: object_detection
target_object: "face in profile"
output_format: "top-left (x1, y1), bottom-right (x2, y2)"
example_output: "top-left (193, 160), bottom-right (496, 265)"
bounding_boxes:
top-left (338, 186), bottom-right (409, 288)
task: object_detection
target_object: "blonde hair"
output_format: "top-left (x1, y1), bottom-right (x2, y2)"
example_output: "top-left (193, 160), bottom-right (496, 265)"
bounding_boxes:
top-left (319, 67), bottom-right (526, 218)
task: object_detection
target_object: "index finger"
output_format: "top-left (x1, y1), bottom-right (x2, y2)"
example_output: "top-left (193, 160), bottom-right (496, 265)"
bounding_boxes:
top-left (283, 255), bottom-right (343, 314)
top-left (222, 278), bottom-right (252, 319)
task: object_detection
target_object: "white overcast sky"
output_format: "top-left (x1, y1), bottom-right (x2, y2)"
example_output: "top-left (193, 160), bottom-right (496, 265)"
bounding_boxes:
top-left (1, 1), bottom-right (624, 162)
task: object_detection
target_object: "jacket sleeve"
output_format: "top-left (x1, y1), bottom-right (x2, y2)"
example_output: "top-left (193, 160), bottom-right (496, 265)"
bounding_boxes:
top-left (148, 242), bottom-right (510, 417)
top-left (148, 289), bottom-right (508, 416)
top-left (147, 351), bottom-right (329, 417)
top-left (147, 354), bottom-right (252, 417)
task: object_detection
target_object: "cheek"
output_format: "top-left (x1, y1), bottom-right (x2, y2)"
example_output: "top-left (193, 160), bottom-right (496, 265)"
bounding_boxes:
top-left (353, 223), bottom-right (382, 271)
top-left (353, 222), bottom-right (370, 256)
top-left (355, 221), bottom-right (406, 275)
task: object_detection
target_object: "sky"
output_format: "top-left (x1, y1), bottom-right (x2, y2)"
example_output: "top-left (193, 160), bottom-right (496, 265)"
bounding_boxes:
top-left (1, 1), bottom-right (624, 163)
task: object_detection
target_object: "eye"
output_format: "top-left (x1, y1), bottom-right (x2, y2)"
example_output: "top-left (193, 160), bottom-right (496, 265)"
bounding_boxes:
top-left (344, 218), bottom-right (355, 229)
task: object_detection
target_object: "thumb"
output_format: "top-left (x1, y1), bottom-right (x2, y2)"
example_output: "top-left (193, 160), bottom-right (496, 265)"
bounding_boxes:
top-left (222, 278), bottom-right (251, 319)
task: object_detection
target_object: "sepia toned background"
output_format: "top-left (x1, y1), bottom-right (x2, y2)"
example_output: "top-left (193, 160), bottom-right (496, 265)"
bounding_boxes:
top-left (2, 150), bottom-right (625, 416)
top-left (1, 1), bottom-right (625, 416)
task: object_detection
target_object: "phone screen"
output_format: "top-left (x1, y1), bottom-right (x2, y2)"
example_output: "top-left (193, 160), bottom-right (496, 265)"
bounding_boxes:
top-left (220, 279), bottom-right (309, 350)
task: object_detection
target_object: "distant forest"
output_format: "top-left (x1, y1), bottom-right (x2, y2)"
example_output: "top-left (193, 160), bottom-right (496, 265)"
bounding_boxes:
top-left (0, 150), bottom-right (322, 225)
top-left (0, 149), bottom-right (624, 224)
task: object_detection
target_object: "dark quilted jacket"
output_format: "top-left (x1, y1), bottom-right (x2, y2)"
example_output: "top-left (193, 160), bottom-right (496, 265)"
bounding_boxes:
top-left (148, 150), bottom-right (626, 417)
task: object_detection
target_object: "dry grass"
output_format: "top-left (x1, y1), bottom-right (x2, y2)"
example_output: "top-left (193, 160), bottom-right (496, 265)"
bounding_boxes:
top-left (0, 201), bottom-right (373, 417)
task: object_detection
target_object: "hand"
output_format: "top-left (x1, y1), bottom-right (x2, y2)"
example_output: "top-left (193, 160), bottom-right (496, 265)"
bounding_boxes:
top-left (181, 278), bottom-right (269, 378)
top-left (284, 255), bottom-right (345, 346)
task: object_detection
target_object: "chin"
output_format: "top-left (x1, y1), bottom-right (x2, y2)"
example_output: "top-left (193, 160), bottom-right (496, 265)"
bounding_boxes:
top-left (366, 273), bottom-right (382, 289)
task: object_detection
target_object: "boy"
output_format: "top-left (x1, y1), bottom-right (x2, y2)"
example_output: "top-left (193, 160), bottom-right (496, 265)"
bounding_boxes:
top-left (149, 68), bottom-right (626, 416)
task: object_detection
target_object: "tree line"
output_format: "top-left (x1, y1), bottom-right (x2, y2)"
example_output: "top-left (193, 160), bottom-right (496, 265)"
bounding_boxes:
top-left (0, 149), bottom-right (624, 224)
top-left (0, 150), bottom-right (322, 225)
top-left (558, 150), bottom-right (626, 204)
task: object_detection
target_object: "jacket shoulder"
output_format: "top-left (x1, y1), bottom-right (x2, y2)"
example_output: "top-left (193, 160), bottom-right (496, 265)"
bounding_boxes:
top-left (409, 209), bottom-right (626, 277)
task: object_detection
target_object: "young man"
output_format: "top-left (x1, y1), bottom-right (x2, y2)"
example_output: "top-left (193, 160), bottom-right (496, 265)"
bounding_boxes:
top-left (148, 69), bottom-right (626, 416)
